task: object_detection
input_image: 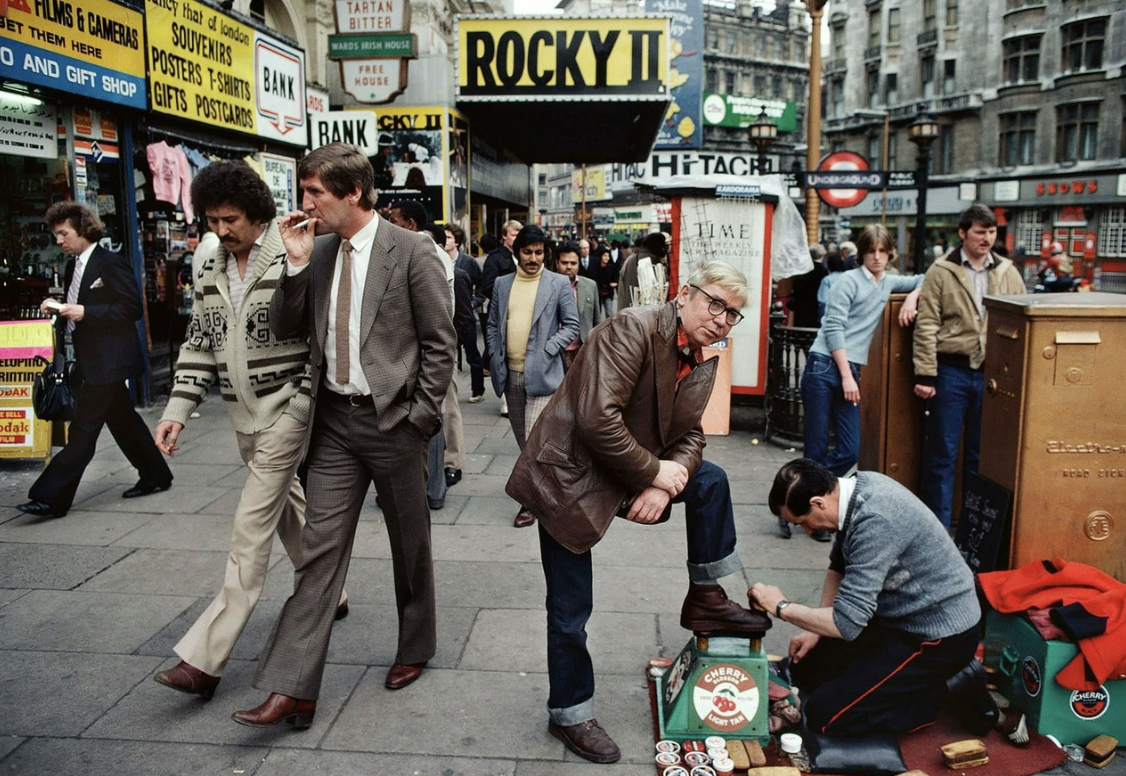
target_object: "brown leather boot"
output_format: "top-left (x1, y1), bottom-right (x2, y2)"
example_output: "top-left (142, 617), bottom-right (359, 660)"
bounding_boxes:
top-left (154, 660), bottom-right (220, 699)
top-left (231, 693), bottom-right (316, 729)
top-left (680, 582), bottom-right (771, 636)
top-left (549, 719), bottom-right (621, 763)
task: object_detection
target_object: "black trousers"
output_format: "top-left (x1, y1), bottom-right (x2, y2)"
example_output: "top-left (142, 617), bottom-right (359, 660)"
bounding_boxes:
top-left (29, 379), bottom-right (171, 513)
top-left (791, 622), bottom-right (978, 735)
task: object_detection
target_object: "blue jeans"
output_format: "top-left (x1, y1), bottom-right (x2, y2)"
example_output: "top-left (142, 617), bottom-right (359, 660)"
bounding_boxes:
top-left (921, 363), bottom-right (983, 528)
top-left (538, 459), bottom-right (742, 725)
top-left (801, 352), bottom-right (861, 477)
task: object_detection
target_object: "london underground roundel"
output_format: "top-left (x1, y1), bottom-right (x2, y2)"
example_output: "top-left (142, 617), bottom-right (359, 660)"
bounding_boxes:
top-left (817, 151), bottom-right (871, 209)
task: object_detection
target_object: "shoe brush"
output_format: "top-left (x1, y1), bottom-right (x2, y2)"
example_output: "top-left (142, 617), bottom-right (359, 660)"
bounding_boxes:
top-left (999, 711), bottom-right (1030, 747)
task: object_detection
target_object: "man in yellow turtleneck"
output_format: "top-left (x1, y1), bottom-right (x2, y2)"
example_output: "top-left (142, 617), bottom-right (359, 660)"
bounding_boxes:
top-left (486, 225), bottom-right (580, 527)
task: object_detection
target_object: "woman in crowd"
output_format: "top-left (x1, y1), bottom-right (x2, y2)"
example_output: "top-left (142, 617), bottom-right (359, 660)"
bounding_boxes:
top-left (791, 224), bottom-right (923, 539)
top-left (594, 245), bottom-right (618, 318)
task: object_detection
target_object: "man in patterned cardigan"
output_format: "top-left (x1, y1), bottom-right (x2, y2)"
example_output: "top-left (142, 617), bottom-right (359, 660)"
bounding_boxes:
top-left (151, 160), bottom-right (345, 701)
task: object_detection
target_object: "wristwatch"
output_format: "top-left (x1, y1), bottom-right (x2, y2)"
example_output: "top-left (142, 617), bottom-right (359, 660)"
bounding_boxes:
top-left (775, 600), bottom-right (792, 619)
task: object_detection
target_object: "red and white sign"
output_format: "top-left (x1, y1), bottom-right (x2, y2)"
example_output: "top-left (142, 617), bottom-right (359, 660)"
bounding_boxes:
top-left (692, 663), bottom-right (760, 732)
top-left (817, 151), bottom-right (870, 209)
top-left (255, 36), bottom-right (306, 141)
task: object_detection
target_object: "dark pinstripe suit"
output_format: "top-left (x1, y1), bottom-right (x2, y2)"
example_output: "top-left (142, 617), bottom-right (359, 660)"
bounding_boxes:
top-left (256, 215), bottom-right (455, 699)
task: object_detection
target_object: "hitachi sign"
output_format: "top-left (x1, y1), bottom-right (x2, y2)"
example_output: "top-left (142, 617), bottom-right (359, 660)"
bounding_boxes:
top-left (457, 16), bottom-right (669, 99)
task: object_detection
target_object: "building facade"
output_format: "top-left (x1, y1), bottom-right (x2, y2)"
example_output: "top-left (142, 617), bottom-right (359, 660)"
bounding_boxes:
top-left (824, 0), bottom-right (1126, 289)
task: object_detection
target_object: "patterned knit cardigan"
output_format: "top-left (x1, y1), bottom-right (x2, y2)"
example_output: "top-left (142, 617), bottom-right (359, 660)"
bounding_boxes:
top-left (161, 220), bottom-right (312, 434)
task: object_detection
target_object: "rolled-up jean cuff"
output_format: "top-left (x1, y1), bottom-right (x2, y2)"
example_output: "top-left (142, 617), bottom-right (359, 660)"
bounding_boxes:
top-left (548, 699), bottom-right (595, 727)
top-left (688, 551), bottom-right (743, 584)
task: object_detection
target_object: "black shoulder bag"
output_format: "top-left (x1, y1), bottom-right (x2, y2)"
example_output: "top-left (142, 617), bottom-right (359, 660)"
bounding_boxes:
top-left (32, 320), bottom-right (78, 422)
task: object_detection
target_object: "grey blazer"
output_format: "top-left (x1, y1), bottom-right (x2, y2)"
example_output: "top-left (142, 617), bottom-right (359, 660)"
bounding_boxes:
top-left (574, 275), bottom-right (603, 342)
top-left (269, 215), bottom-right (455, 437)
top-left (485, 269), bottom-right (579, 398)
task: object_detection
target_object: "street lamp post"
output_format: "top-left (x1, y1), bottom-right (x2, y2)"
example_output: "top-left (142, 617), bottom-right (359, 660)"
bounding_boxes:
top-left (749, 107), bottom-right (778, 173)
top-left (803, 0), bottom-right (828, 247)
top-left (908, 111), bottom-right (939, 274)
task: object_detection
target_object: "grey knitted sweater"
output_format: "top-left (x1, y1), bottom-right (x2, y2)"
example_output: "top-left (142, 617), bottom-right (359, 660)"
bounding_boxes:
top-left (162, 220), bottom-right (311, 434)
top-left (830, 472), bottom-right (980, 641)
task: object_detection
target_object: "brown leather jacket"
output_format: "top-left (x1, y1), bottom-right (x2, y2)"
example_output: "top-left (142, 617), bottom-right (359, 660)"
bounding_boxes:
top-left (506, 301), bottom-right (717, 553)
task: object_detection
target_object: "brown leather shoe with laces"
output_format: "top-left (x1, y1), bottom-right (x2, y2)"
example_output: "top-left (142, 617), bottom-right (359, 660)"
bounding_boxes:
top-left (549, 719), bottom-right (621, 763)
top-left (231, 693), bottom-right (316, 729)
top-left (154, 660), bottom-right (220, 699)
top-left (680, 582), bottom-right (771, 636)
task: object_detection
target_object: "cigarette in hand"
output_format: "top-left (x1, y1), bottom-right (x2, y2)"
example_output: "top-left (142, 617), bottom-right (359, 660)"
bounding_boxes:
top-left (291, 219), bottom-right (311, 230)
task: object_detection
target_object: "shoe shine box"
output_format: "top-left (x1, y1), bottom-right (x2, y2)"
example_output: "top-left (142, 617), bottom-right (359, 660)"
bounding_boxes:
top-left (985, 611), bottom-right (1126, 746)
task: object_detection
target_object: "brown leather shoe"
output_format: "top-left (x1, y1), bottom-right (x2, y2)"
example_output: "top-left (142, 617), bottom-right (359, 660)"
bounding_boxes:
top-left (231, 693), bottom-right (315, 729)
top-left (513, 508), bottom-right (535, 528)
top-left (549, 719), bottom-right (621, 764)
top-left (680, 582), bottom-right (771, 636)
top-left (385, 661), bottom-right (426, 690)
top-left (154, 661), bottom-right (220, 700)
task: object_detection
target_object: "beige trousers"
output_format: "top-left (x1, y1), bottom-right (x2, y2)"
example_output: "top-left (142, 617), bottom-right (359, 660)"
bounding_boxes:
top-left (442, 373), bottom-right (464, 470)
top-left (174, 410), bottom-right (343, 676)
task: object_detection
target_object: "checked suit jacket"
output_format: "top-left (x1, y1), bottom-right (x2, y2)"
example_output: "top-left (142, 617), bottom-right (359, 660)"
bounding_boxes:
top-left (269, 214), bottom-right (455, 438)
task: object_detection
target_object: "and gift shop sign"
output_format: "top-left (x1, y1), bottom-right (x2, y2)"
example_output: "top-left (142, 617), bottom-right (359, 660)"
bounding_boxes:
top-left (144, 0), bottom-right (306, 145)
top-left (0, 0), bottom-right (146, 108)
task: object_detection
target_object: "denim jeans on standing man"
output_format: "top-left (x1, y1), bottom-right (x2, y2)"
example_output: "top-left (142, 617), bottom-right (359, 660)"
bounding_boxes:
top-left (801, 351), bottom-right (862, 477)
top-left (537, 459), bottom-right (742, 726)
top-left (921, 363), bottom-right (983, 529)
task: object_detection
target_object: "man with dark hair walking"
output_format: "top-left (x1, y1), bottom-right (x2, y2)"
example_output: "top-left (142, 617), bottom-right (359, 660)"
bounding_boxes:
top-left (19, 203), bottom-right (172, 518)
top-left (150, 160), bottom-right (346, 700)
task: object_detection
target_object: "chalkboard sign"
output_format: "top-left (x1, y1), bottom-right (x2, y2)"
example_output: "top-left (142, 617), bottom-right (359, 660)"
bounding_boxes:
top-left (954, 471), bottom-right (1013, 574)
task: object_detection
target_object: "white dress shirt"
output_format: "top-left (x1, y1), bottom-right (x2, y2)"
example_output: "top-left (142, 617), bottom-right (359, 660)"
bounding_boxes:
top-left (837, 476), bottom-right (857, 531)
top-left (287, 213), bottom-right (378, 396)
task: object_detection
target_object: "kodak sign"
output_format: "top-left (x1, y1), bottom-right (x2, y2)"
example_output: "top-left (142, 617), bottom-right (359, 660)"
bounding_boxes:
top-left (456, 17), bottom-right (668, 100)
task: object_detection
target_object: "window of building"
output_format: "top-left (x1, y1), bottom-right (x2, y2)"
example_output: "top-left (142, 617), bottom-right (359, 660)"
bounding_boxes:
top-left (726, 70), bottom-right (736, 94)
top-left (923, 0), bottom-right (937, 32)
top-left (779, 39), bottom-right (789, 60)
top-left (938, 124), bottom-right (954, 173)
top-left (832, 28), bottom-right (846, 60)
top-left (726, 31), bottom-right (737, 54)
top-left (921, 55), bottom-right (935, 98)
top-left (869, 10), bottom-right (881, 46)
top-left (772, 75), bottom-right (782, 96)
top-left (706, 67), bottom-right (718, 92)
top-left (707, 29), bottom-right (718, 50)
top-left (946, 0), bottom-right (958, 26)
top-left (1003, 35), bottom-right (1041, 84)
top-left (886, 73), bottom-right (898, 103)
top-left (1061, 18), bottom-right (1106, 74)
top-left (888, 8), bottom-right (900, 42)
top-left (755, 75), bottom-right (767, 95)
top-left (943, 60), bottom-right (956, 94)
top-left (794, 39), bottom-right (806, 61)
top-left (869, 135), bottom-right (883, 169)
top-left (867, 70), bottom-right (880, 109)
top-left (887, 133), bottom-right (898, 168)
top-left (831, 80), bottom-right (845, 119)
top-left (756, 37), bottom-right (766, 57)
top-left (999, 111), bottom-right (1037, 166)
top-left (1056, 102), bottom-right (1099, 162)
top-left (1098, 207), bottom-right (1126, 259)
top-left (249, 0), bottom-right (265, 22)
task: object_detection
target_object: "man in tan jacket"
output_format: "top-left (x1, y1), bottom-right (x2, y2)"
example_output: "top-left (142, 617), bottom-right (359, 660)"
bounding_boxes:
top-left (507, 261), bottom-right (770, 763)
top-left (913, 203), bottom-right (1026, 528)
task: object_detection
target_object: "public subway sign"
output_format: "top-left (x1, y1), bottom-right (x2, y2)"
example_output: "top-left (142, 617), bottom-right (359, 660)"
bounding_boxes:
top-left (144, 0), bottom-right (306, 145)
top-left (0, 0), bottom-right (146, 109)
top-left (456, 16), bottom-right (669, 100)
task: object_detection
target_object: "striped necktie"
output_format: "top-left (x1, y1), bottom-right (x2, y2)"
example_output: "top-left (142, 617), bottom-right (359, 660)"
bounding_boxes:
top-left (65, 258), bottom-right (85, 333)
top-left (335, 240), bottom-right (354, 385)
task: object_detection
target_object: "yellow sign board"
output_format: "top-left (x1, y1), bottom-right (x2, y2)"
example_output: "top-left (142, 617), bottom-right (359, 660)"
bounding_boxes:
top-left (457, 17), bottom-right (668, 100)
top-left (145, 0), bottom-right (257, 132)
top-left (572, 165), bottom-right (609, 202)
top-left (0, 320), bottom-right (55, 460)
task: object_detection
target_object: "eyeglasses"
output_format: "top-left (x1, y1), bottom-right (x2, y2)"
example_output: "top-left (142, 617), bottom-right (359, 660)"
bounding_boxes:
top-left (690, 285), bottom-right (744, 326)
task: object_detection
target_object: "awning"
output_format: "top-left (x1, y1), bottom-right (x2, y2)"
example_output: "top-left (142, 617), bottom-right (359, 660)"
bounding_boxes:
top-left (455, 15), bottom-right (672, 164)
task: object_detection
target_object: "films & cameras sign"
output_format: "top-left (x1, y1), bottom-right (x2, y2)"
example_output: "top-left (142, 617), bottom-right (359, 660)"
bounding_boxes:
top-left (0, 0), bottom-right (146, 109)
top-left (457, 16), bottom-right (669, 100)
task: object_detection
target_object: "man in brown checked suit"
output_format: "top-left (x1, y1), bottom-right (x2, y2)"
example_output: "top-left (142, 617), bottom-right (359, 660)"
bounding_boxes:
top-left (232, 143), bottom-right (455, 729)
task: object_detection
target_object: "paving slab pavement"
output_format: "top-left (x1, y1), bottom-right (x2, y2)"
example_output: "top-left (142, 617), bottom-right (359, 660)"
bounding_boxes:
top-left (0, 380), bottom-right (1117, 775)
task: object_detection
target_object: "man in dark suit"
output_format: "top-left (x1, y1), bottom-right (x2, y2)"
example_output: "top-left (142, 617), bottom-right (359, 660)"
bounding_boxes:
top-left (232, 144), bottom-right (455, 729)
top-left (19, 203), bottom-right (172, 518)
top-left (444, 223), bottom-right (485, 404)
top-left (554, 240), bottom-right (603, 372)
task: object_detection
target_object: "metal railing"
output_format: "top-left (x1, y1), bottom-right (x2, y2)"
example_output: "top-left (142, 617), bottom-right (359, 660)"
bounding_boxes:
top-left (765, 316), bottom-right (819, 443)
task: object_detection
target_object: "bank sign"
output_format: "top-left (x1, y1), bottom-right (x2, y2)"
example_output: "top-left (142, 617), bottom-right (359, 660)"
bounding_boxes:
top-left (456, 17), bottom-right (669, 100)
top-left (145, 0), bottom-right (306, 145)
top-left (0, 0), bottom-right (146, 109)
